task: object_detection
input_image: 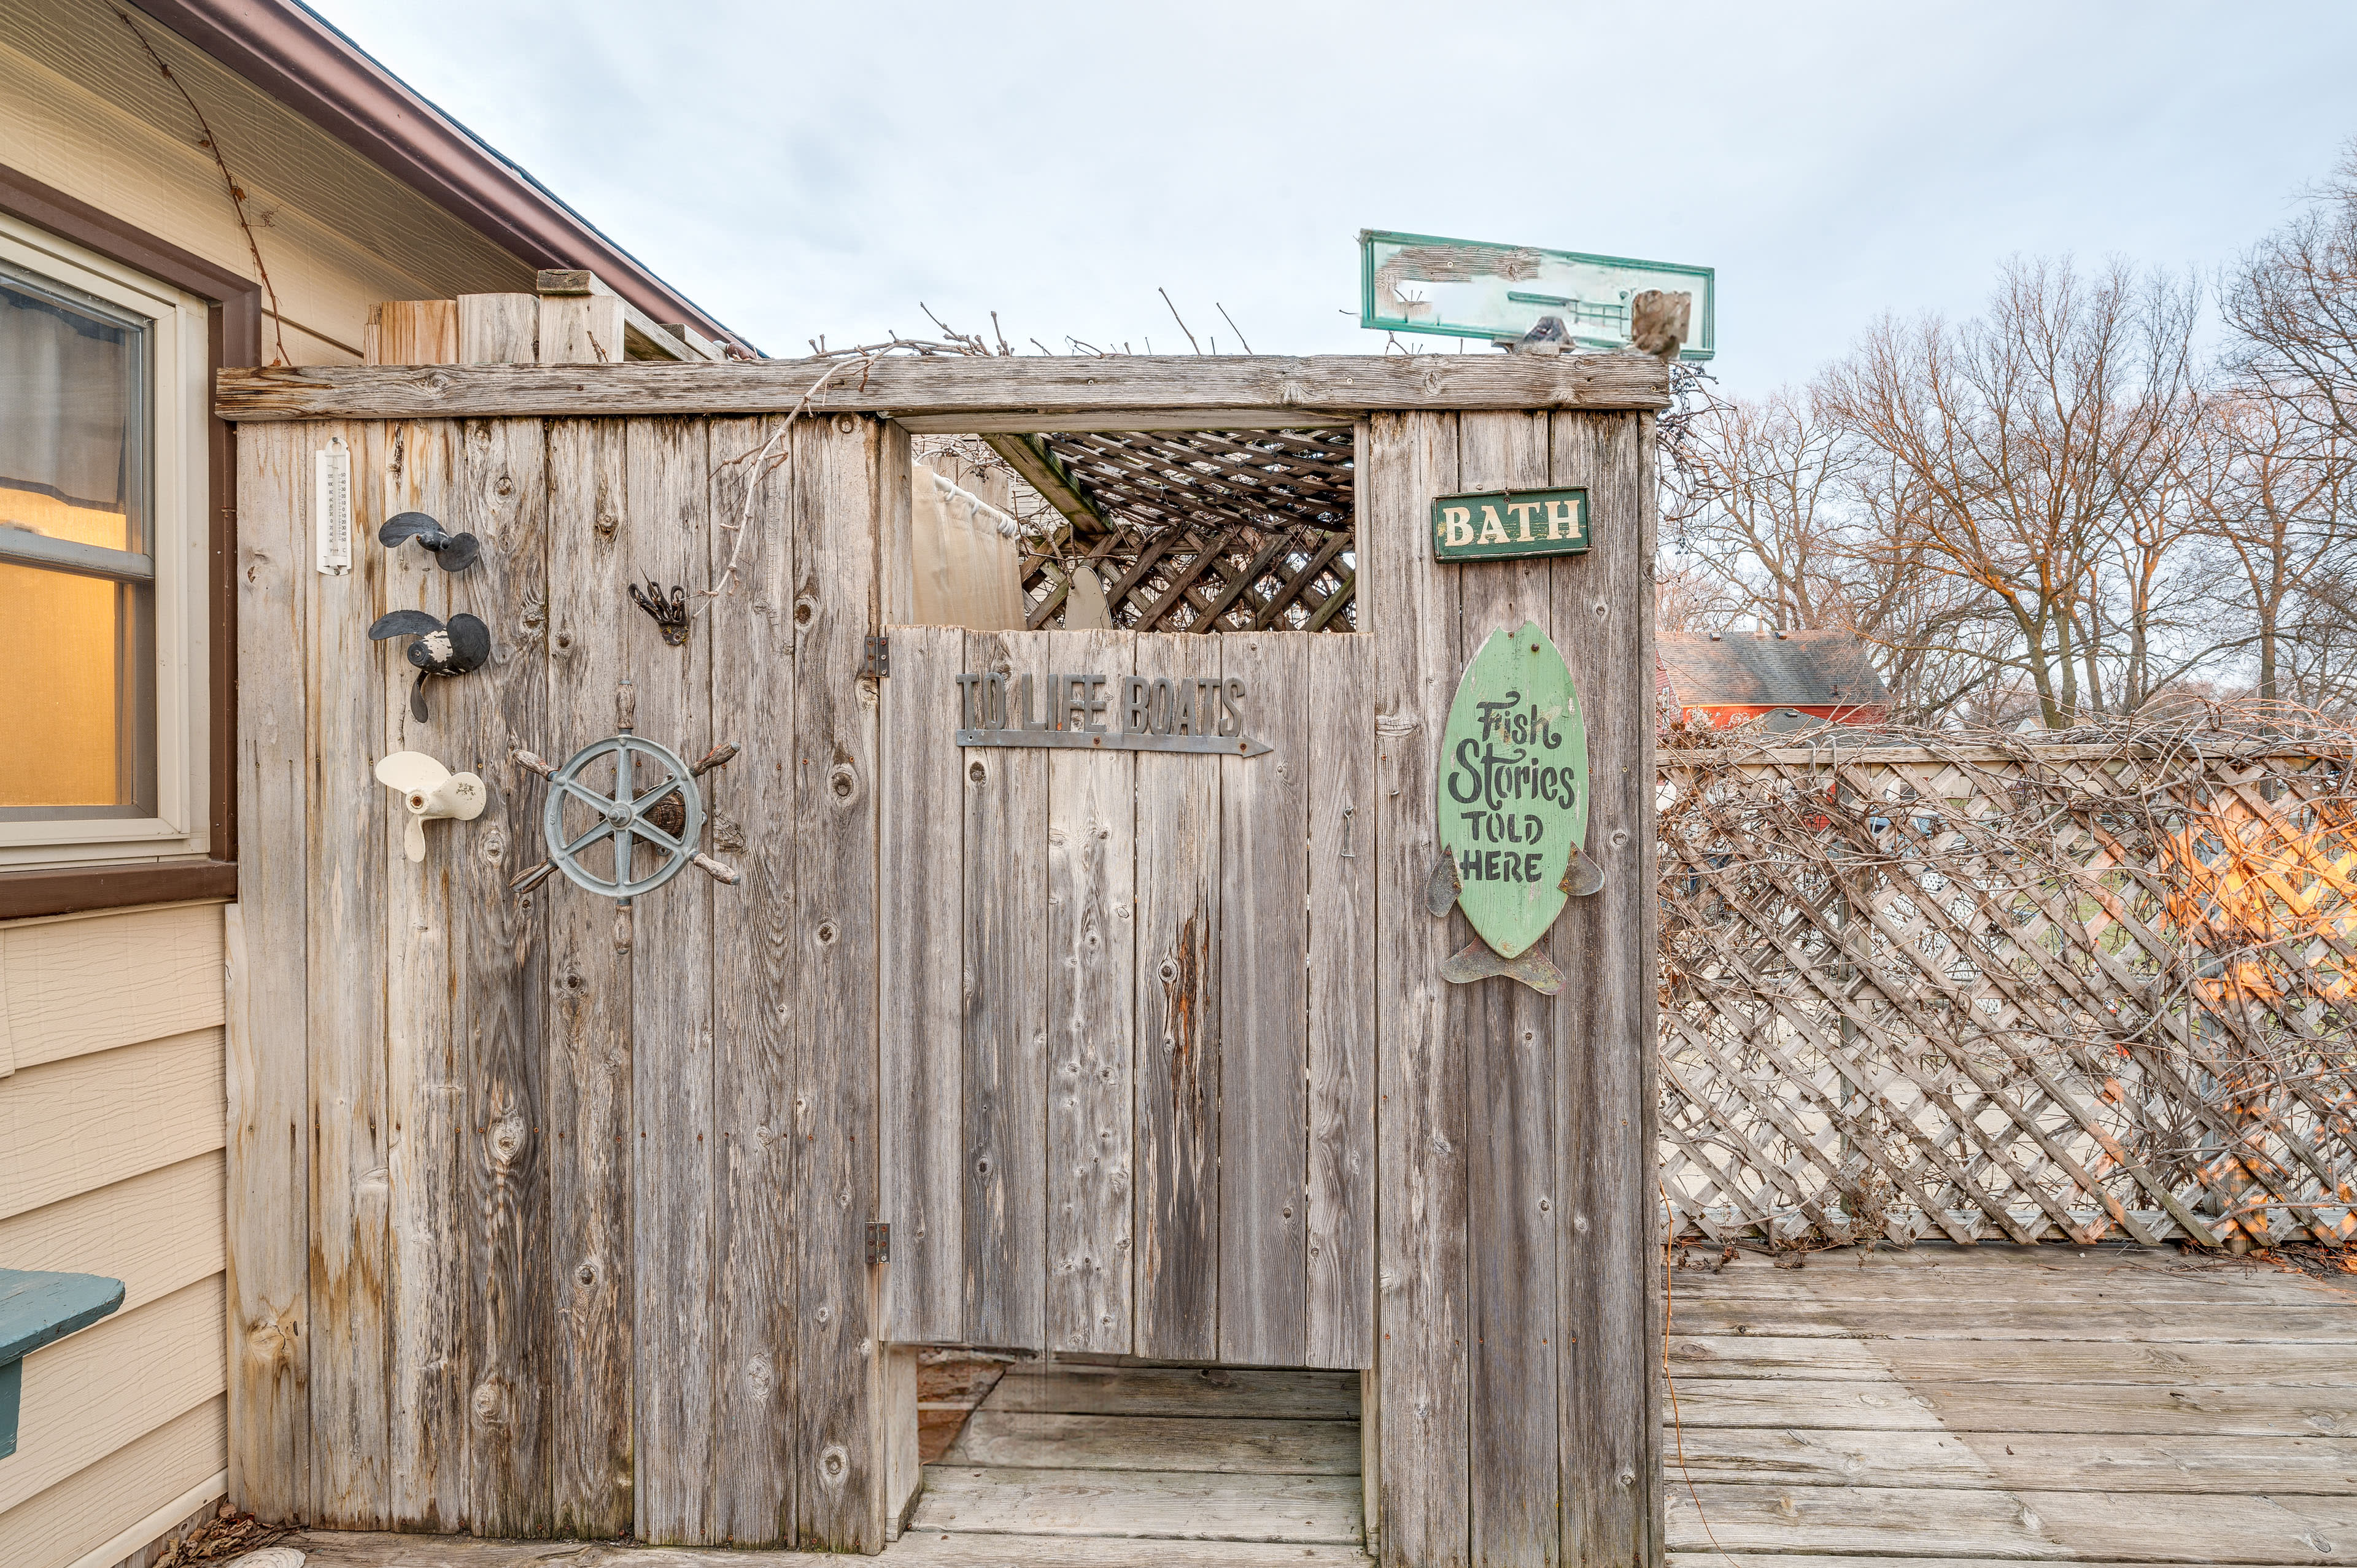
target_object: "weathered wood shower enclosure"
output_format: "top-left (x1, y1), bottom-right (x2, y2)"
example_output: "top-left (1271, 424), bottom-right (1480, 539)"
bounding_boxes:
top-left (216, 356), bottom-right (1667, 1565)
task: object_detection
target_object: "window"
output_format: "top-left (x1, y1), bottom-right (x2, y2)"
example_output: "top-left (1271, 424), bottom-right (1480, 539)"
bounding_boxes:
top-left (0, 212), bottom-right (209, 868)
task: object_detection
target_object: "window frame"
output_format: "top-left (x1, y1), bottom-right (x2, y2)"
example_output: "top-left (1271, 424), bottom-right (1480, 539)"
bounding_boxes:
top-left (0, 212), bottom-right (208, 865)
top-left (0, 161), bottom-right (254, 919)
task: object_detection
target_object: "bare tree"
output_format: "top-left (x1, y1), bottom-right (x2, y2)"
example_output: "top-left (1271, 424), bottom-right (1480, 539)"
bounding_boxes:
top-left (2178, 385), bottom-right (2357, 708)
top-left (1668, 390), bottom-right (1853, 630)
top-left (1819, 258), bottom-right (2204, 727)
top-left (2088, 281), bottom-right (2216, 715)
top-left (1836, 450), bottom-right (2022, 720)
top-left (2226, 139), bottom-right (2357, 442)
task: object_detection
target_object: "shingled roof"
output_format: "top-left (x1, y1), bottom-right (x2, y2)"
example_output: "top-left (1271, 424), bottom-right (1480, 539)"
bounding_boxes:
top-left (1660, 630), bottom-right (1889, 710)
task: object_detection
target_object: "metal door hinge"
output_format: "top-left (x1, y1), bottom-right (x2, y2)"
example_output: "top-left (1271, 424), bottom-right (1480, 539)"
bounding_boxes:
top-left (863, 635), bottom-right (889, 679)
top-left (867, 1220), bottom-right (891, 1265)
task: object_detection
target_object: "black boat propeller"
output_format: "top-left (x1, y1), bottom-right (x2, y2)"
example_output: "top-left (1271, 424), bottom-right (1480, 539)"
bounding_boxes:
top-left (368, 609), bottom-right (491, 722)
top-left (379, 511), bottom-right (482, 573)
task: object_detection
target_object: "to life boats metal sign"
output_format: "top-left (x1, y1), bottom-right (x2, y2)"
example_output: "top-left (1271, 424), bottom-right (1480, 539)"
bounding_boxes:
top-left (1438, 622), bottom-right (1587, 959)
top-left (954, 667), bottom-right (1271, 756)
top-left (1431, 485), bottom-right (1590, 562)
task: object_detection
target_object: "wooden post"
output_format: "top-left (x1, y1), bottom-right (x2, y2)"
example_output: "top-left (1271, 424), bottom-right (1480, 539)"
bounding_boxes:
top-left (1366, 407), bottom-right (1661, 1568)
top-left (706, 414), bottom-right (800, 1543)
top-left (227, 422), bottom-right (309, 1523)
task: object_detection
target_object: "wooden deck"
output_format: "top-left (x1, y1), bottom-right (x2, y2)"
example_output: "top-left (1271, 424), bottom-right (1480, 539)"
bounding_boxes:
top-left (1665, 1242), bottom-right (2357, 1566)
top-left (282, 1242), bottom-right (2353, 1566)
top-left (287, 1361), bottom-right (1370, 1567)
top-left (900, 1361), bottom-right (1370, 1564)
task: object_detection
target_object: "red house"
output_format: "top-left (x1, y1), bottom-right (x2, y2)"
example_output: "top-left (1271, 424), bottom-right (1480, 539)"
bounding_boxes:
top-left (1659, 628), bottom-right (1891, 730)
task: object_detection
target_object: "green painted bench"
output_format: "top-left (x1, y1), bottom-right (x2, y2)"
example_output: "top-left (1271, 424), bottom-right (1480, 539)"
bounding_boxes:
top-left (0, 1268), bottom-right (125, 1459)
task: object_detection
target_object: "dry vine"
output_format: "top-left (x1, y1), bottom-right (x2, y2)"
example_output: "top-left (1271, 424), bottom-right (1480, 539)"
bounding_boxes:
top-left (113, 7), bottom-right (291, 366)
top-left (1658, 703), bottom-right (2357, 1252)
top-left (705, 307), bottom-right (1008, 603)
top-left (703, 306), bottom-right (1354, 630)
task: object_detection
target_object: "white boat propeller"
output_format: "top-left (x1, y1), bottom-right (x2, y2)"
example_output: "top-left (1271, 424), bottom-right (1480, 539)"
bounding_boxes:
top-left (374, 751), bottom-right (487, 862)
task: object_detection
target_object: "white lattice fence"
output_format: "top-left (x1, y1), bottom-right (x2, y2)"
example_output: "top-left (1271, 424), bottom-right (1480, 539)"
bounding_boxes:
top-left (1657, 737), bottom-right (2357, 1248)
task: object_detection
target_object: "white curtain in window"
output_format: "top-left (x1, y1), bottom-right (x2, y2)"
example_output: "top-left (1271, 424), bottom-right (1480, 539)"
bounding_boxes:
top-left (0, 280), bottom-right (131, 512)
top-left (911, 462), bottom-right (1028, 630)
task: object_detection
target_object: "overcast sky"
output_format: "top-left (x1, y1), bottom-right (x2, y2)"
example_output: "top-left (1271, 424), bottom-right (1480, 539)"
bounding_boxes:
top-left (309, 0), bottom-right (2355, 395)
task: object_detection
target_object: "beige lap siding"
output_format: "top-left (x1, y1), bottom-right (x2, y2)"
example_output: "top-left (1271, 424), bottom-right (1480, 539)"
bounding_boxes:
top-left (0, 903), bottom-right (230, 1568)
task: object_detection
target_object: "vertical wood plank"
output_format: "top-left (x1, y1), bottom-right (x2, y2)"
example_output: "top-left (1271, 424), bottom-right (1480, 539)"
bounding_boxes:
top-left (538, 296), bottom-right (624, 366)
top-left (365, 301), bottom-right (459, 366)
top-left (457, 295), bottom-right (539, 364)
top-left (1454, 411), bottom-right (1559, 1568)
top-left (1367, 411), bottom-right (1469, 1568)
top-left (878, 621), bottom-right (965, 1346)
top-left (1305, 630), bottom-right (1376, 1372)
top-left (708, 415), bottom-right (799, 1544)
top-left (1636, 412), bottom-right (1666, 1568)
top-left (228, 420), bottom-right (309, 1523)
top-left (1635, 412), bottom-right (1666, 1568)
top-left (624, 417), bottom-right (718, 1544)
top-left (790, 415), bottom-right (885, 1550)
top-left (381, 419), bottom-right (468, 1531)
top-left (543, 417), bottom-right (635, 1539)
top-left (882, 1345), bottom-right (921, 1538)
top-left (307, 418), bottom-right (389, 1529)
top-left (963, 630), bottom-right (1050, 1353)
top-left (454, 415), bottom-right (554, 1535)
top-left (1549, 411), bottom-right (1659, 1568)
top-left (1131, 633), bottom-right (1223, 1361)
top-left (878, 419), bottom-right (915, 627)
top-left (1046, 630), bottom-right (1136, 1354)
top-left (1218, 630), bottom-right (1309, 1369)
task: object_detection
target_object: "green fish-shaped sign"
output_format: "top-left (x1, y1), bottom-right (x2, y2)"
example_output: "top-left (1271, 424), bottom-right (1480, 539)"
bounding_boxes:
top-left (1437, 622), bottom-right (1588, 960)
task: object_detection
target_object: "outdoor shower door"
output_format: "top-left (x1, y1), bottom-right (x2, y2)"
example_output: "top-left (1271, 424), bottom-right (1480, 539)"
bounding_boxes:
top-left (878, 624), bottom-right (1376, 1367)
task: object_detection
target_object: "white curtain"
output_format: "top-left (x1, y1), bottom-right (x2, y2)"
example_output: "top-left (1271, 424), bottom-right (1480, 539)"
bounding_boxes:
top-left (0, 279), bottom-right (134, 514)
top-left (911, 462), bottom-right (1028, 630)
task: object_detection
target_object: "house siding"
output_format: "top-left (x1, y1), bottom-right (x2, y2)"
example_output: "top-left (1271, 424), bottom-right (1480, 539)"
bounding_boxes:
top-left (0, 903), bottom-right (228, 1568)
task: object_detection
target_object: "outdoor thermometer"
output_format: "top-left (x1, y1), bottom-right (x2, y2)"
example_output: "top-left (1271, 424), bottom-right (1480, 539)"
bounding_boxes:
top-left (314, 435), bottom-right (352, 576)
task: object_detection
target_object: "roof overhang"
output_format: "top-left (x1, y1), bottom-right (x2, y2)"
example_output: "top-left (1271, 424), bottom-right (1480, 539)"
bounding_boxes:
top-left (130, 0), bottom-right (753, 353)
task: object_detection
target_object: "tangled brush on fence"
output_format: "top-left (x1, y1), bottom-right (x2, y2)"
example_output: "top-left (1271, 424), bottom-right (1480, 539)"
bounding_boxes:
top-left (1656, 706), bottom-right (2357, 1249)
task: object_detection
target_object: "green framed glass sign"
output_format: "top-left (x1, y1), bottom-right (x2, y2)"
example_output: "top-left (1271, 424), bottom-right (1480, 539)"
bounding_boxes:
top-left (1360, 229), bottom-right (1715, 360)
top-left (1432, 486), bottom-right (1589, 562)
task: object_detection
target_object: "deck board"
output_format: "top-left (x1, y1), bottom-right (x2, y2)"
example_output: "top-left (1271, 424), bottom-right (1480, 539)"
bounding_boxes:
top-left (1671, 1375), bottom-right (2357, 1434)
top-left (1662, 1426), bottom-right (2357, 1492)
top-left (905, 1361), bottom-right (1368, 1558)
top-left (1671, 1331), bottom-right (2357, 1383)
top-left (892, 1535), bottom-right (1376, 1567)
top-left (1673, 1297), bottom-right (2357, 1340)
top-left (1666, 1482), bottom-right (2357, 1562)
top-left (910, 1465), bottom-right (1363, 1542)
top-left (948, 1410), bottom-right (1361, 1473)
top-left (1665, 1244), bottom-right (2357, 1564)
top-left (985, 1363), bottom-right (1361, 1419)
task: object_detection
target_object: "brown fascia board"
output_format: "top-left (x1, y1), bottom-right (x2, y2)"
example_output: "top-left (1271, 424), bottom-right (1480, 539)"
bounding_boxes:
top-left (128, 0), bottom-right (757, 354)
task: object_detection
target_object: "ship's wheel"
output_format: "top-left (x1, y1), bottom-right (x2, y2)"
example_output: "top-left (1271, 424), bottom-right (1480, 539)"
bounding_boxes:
top-left (542, 734), bottom-right (706, 899)
top-left (511, 730), bottom-right (739, 903)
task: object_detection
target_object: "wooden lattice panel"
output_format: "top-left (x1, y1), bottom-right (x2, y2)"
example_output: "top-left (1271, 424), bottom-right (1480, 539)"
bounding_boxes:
top-left (1657, 740), bottom-right (2357, 1248)
top-left (1020, 428), bottom-right (1357, 633)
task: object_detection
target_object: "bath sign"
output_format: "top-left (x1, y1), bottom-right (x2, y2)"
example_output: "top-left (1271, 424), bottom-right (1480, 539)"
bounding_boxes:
top-left (1439, 622), bottom-right (1587, 958)
top-left (1431, 486), bottom-right (1589, 562)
